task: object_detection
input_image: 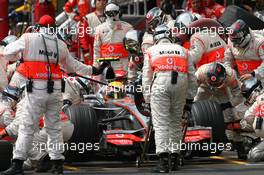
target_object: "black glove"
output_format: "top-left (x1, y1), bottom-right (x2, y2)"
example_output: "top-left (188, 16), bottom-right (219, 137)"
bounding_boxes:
top-left (220, 101), bottom-right (233, 110)
top-left (183, 99), bottom-right (193, 112)
top-left (62, 99), bottom-right (72, 113)
top-left (92, 62), bottom-right (109, 75)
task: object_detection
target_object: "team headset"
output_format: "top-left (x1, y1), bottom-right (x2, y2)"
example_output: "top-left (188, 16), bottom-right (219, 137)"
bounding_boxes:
top-left (103, 1), bottom-right (123, 19)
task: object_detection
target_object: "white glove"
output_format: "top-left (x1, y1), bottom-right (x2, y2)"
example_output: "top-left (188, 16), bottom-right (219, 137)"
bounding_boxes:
top-left (62, 100), bottom-right (72, 113)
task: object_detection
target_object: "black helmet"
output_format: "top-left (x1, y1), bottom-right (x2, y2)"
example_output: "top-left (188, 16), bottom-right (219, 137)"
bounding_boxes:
top-left (153, 24), bottom-right (173, 43)
top-left (123, 29), bottom-right (144, 55)
top-left (206, 62), bottom-right (227, 88)
top-left (229, 19), bottom-right (251, 48)
top-left (241, 77), bottom-right (262, 105)
top-left (146, 7), bottom-right (165, 33)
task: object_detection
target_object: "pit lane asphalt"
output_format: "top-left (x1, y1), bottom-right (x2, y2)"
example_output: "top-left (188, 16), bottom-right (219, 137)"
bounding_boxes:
top-left (26, 151), bottom-right (264, 175)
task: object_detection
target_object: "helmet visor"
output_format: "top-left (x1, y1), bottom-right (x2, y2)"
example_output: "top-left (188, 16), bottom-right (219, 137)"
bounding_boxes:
top-left (229, 31), bottom-right (245, 47)
top-left (149, 17), bottom-right (162, 33)
top-left (105, 10), bottom-right (119, 17)
top-left (124, 39), bottom-right (140, 53)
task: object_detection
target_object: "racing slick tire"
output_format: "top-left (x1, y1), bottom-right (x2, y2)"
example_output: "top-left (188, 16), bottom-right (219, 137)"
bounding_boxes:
top-left (190, 100), bottom-right (227, 156)
top-left (64, 105), bottom-right (99, 162)
top-left (191, 100), bottom-right (226, 143)
top-left (219, 5), bottom-right (264, 30)
top-left (0, 140), bottom-right (13, 171)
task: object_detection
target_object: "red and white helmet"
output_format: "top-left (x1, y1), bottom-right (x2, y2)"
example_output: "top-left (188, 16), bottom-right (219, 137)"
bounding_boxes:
top-left (206, 62), bottom-right (227, 88)
top-left (146, 7), bottom-right (165, 34)
top-left (229, 19), bottom-right (251, 48)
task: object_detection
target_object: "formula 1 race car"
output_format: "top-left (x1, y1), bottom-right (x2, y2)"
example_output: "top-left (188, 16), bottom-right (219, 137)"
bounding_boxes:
top-left (2, 5), bottom-right (264, 171)
top-left (63, 70), bottom-right (228, 165)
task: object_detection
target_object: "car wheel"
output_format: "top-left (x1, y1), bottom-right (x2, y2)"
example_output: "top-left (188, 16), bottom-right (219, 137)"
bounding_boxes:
top-left (191, 100), bottom-right (227, 156)
top-left (0, 140), bottom-right (13, 171)
top-left (64, 105), bottom-right (98, 162)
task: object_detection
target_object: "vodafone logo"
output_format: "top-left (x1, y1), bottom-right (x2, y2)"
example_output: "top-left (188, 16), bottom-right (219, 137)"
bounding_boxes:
top-left (108, 46), bottom-right (114, 53)
top-left (216, 51), bottom-right (220, 59)
top-left (260, 105), bottom-right (264, 111)
top-left (134, 56), bottom-right (140, 62)
top-left (45, 64), bottom-right (50, 71)
top-left (167, 57), bottom-right (173, 64)
top-left (242, 63), bottom-right (248, 71)
top-left (256, 104), bottom-right (264, 116)
top-left (211, 75), bottom-right (217, 82)
top-left (115, 134), bottom-right (124, 138)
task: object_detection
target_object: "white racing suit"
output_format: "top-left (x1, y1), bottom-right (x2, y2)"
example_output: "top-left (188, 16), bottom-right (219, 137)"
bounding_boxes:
top-left (1, 60), bottom-right (27, 138)
top-left (141, 18), bottom-right (174, 55)
top-left (194, 63), bottom-right (244, 142)
top-left (93, 20), bottom-right (133, 72)
top-left (224, 32), bottom-right (264, 80)
top-left (0, 103), bottom-right (74, 167)
top-left (189, 30), bottom-right (227, 68)
top-left (142, 41), bottom-right (197, 154)
top-left (0, 46), bottom-right (8, 91)
top-left (3, 29), bottom-right (93, 161)
top-left (141, 32), bottom-right (154, 55)
top-left (2, 101), bottom-right (24, 139)
top-left (241, 93), bottom-right (264, 161)
top-left (24, 76), bottom-right (90, 168)
top-left (26, 114), bottom-right (74, 168)
top-left (6, 62), bottom-right (19, 82)
top-left (3, 77), bottom-right (85, 168)
top-left (0, 102), bottom-right (15, 130)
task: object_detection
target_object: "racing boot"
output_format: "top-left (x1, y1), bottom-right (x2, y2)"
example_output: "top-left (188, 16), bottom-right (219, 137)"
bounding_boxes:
top-left (35, 154), bottom-right (52, 173)
top-left (151, 153), bottom-right (169, 173)
top-left (50, 159), bottom-right (64, 174)
top-left (234, 142), bottom-right (248, 160)
top-left (170, 153), bottom-right (183, 171)
top-left (1, 159), bottom-right (24, 175)
top-left (23, 159), bottom-right (36, 171)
